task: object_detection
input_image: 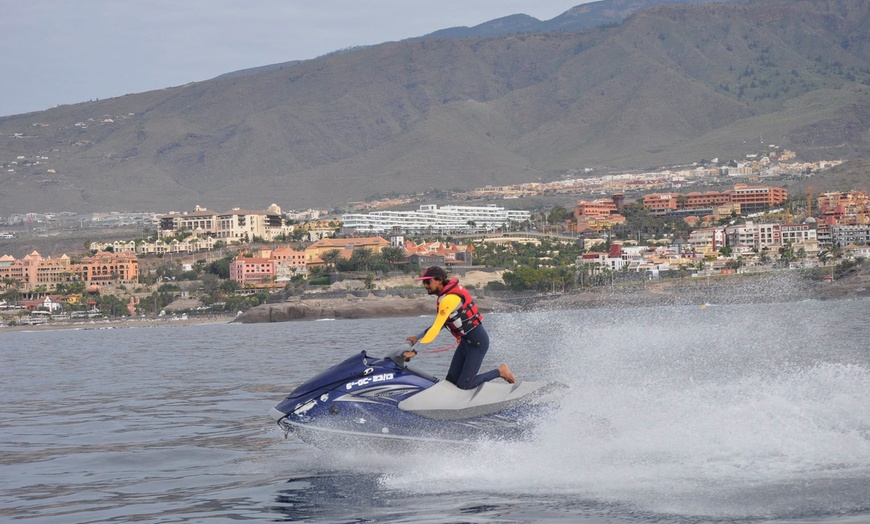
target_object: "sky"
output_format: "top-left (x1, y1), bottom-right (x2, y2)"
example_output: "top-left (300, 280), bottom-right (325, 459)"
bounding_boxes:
top-left (0, 0), bottom-right (589, 118)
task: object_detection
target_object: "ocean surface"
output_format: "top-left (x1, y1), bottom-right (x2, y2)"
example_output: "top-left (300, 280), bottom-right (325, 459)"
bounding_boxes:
top-left (2, 298), bottom-right (869, 523)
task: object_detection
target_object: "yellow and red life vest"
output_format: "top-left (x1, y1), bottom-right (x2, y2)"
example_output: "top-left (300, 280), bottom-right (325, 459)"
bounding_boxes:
top-left (437, 278), bottom-right (482, 338)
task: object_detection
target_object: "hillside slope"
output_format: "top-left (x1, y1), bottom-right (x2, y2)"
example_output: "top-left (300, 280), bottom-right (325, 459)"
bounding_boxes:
top-left (0, 0), bottom-right (868, 213)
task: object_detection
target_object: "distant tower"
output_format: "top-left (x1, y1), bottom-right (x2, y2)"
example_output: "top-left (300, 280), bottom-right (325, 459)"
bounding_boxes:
top-left (611, 193), bottom-right (625, 214)
top-left (389, 226), bottom-right (404, 247)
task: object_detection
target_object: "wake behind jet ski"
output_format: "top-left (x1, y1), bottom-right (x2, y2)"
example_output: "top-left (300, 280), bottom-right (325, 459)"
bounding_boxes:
top-left (270, 345), bottom-right (567, 447)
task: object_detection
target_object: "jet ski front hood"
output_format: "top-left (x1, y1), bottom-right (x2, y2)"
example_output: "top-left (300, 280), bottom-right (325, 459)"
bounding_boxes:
top-left (283, 350), bottom-right (373, 404)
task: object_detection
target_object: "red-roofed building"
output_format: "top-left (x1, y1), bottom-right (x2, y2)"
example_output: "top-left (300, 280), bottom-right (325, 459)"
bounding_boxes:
top-left (574, 199), bottom-right (618, 219)
top-left (267, 247), bottom-right (308, 280)
top-left (642, 185), bottom-right (787, 216)
top-left (229, 255), bottom-right (276, 284)
top-left (403, 240), bottom-right (473, 268)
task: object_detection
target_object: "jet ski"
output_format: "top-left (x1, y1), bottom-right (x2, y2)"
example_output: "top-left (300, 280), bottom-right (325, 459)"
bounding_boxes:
top-left (270, 346), bottom-right (566, 447)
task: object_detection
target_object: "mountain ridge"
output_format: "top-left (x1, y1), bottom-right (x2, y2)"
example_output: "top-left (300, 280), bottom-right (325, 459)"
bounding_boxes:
top-left (0, 0), bottom-right (868, 214)
top-left (417, 0), bottom-right (738, 40)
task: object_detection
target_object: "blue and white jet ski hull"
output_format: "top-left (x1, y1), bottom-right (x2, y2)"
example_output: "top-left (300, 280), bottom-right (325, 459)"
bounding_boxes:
top-left (270, 350), bottom-right (565, 447)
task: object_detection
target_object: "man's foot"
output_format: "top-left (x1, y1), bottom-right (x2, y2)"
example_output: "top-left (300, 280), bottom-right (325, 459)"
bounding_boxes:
top-left (498, 363), bottom-right (516, 384)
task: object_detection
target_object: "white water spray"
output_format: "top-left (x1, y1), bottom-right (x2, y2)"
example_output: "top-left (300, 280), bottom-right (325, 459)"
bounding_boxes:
top-left (374, 302), bottom-right (870, 519)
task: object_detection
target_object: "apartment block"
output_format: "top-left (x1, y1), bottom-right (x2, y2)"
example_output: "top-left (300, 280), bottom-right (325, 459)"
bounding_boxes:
top-left (0, 250), bottom-right (138, 292)
top-left (266, 247), bottom-right (308, 281)
top-left (642, 185), bottom-right (787, 216)
top-left (729, 185), bottom-right (788, 213)
top-left (303, 236), bottom-right (392, 267)
top-left (725, 221), bottom-right (817, 250)
top-left (93, 236), bottom-right (217, 255)
top-left (688, 228), bottom-right (727, 254)
top-left (817, 191), bottom-right (870, 224)
top-left (573, 199), bottom-right (619, 219)
top-left (229, 255), bottom-right (276, 284)
top-left (77, 251), bottom-right (139, 286)
top-left (831, 224), bottom-right (870, 247)
top-left (577, 252), bottom-right (627, 272)
top-left (342, 204), bottom-right (531, 234)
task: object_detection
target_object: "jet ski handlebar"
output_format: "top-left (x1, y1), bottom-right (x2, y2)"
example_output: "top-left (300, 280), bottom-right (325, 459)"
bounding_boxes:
top-left (387, 341), bottom-right (416, 367)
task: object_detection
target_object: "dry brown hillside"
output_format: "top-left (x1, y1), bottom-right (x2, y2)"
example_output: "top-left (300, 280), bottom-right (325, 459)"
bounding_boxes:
top-left (1, 0), bottom-right (868, 214)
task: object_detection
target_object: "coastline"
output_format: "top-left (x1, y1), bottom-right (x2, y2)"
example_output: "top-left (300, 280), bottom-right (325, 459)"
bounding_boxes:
top-left (235, 268), bottom-right (870, 324)
top-left (4, 269), bottom-right (867, 332)
top-left (0, 314), bottom-right (234, 333)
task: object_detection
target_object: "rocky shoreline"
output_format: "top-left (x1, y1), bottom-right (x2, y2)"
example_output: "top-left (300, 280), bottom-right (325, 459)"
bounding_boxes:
top-left (235, 268), bottom-right (870, 324)
top-left (6, 268), bottom-right (865, 331)
top-left (233, 294), bottom-right (504, 323)
top-left (0, 315), bottom-right (234, 333)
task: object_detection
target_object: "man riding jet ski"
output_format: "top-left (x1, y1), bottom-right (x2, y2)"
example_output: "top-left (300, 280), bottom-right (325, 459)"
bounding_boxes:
top-left (269, 346), bottom-right (566, 446)
top-left (270, 266), bottom-right (565, 446)
top-left (404, 265), bottom-right (515, 389)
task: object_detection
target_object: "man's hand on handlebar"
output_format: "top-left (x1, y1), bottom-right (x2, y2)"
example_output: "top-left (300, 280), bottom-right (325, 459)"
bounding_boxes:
top-left (403, 336), bottom-right (418, 361)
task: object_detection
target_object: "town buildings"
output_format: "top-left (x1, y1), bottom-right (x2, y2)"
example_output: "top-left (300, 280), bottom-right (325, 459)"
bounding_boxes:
top-left (403, 239), bottom-right (474, 270)
top-left (642, 184), bottom-right (788, 216)
top-left (92, 236), bottom-right (217, 255)
top-left (452, 152), bottom-right (838, 202)
top-left (229, 255), bottom-right (276, 285)
top-left (342, 204), bottom-right (531, 234)
top-left (225, 237), bottom-right (396, 285)
top-left (574, 199), bottom-right (619, 219)
top-left (831, 224), bottom-right (870, 247)
top-left (227, 246), bottom-right (311, 285)
top-left (0, 250), bottom-right (138, 292)
top-left (688, 228), bottom-right (729, 255)
top-left (817, 191), bottom-right (870, 224)
top-left (304, 236), bottom-right (392, 265)
top-left (3, 171), bottom-right (867, 300)
top-left (268, 247), bottom-right (308, 281)
top-left (158, 204), bottom-right (291, 243)
top-left (572, 195), bottom-right (628, 233)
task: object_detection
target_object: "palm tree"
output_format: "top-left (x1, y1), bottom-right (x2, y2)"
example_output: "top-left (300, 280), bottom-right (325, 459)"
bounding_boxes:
top-left (819, 246), bottom-right (843, 267)
top-left (779, 242), bottom-right (796, 267)
top-left (2, 286), bottom-right (21, 303)
top-left (379, 246), bottom-right (406, 268)
top-left (320, 249), bottom-right (342, 270)
top-left (349, 248), bottom-right (374, 271)
top-left (2, 276), bottom-right (18, 290)
top-left (219, 279), bottom-right (240, 294)
top-left (820, 245), bottom-right (845, 280)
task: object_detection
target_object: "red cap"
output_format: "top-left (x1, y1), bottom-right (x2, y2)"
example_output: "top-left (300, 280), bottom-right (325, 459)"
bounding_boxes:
top-left (416, 265), bottom-right (447, 281)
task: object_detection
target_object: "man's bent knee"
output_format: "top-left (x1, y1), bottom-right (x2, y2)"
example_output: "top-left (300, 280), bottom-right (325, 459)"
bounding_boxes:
top-left (455, 377), bottom-right (476, 390)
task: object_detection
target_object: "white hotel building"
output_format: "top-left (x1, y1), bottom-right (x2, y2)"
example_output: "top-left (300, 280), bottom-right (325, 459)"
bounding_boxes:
top-left (342, 204), bottom-right (531, 234)
top-left (158, 204), bottom-right (290, 243)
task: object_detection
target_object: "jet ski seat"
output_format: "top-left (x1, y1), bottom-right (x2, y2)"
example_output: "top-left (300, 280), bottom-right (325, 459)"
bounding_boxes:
top-left (397, 380), bottom-right (554, 420)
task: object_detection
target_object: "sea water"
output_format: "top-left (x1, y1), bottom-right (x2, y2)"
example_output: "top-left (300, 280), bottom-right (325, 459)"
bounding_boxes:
top-left (1, 298), bottom-right (868, 523)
